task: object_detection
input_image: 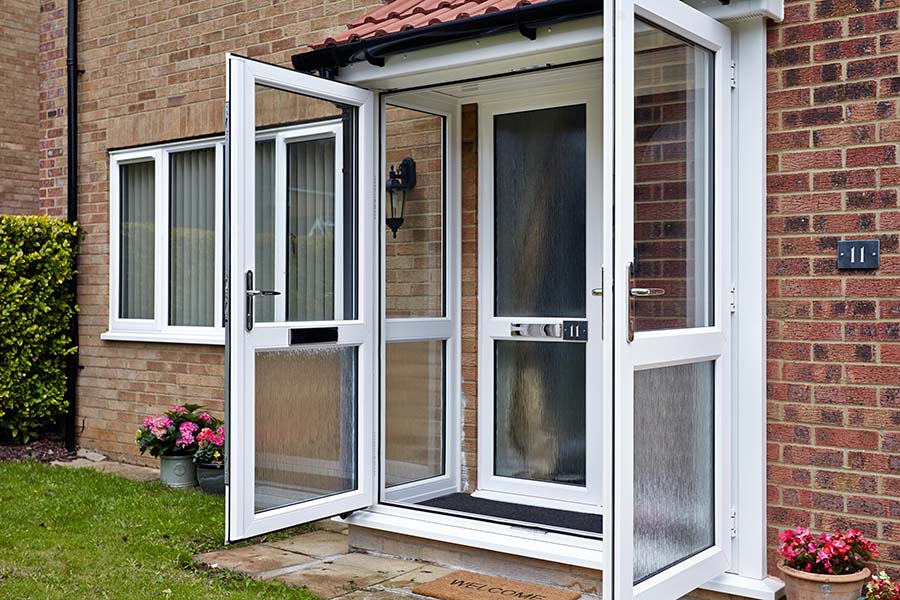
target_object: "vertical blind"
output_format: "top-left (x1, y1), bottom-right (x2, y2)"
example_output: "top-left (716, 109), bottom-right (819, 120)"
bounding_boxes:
top-left (287, 137), bottom-right (336, 321)
top-left (119, 161), bottom-right (155, 320)
top-left (169, 148), bottom-right (216, 327)
top-left (255, 140), bottom-right (277, 323)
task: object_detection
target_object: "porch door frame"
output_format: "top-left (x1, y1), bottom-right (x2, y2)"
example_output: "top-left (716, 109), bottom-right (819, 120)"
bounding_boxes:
top-left (476, 76), bottom-right (604, 511)
top-left (225, 54), bottom-right (377, 542)
top-left (607, 1), bottom-right (734, 599)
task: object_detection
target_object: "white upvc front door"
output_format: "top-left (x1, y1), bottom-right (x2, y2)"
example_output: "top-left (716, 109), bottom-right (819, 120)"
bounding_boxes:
top-left (607, 1), bottom-right (733, 599)
top-left (226, 54), bottom-right (377, 541)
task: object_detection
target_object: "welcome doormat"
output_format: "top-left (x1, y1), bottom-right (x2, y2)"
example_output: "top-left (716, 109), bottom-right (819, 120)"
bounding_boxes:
top-left (412, 570), bottom-right (581, 600)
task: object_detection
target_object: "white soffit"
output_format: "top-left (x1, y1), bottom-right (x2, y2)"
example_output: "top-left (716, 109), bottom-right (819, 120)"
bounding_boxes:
top-left (682, 0), bottom-right (784, 22)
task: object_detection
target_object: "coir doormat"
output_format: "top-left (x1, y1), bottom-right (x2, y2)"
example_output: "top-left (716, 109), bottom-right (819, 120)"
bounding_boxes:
top-left (412, 570), bottom-right (581, 600)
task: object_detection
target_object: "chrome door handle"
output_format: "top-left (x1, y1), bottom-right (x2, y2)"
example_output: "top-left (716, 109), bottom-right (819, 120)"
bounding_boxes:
top-left (630, 287), bottom-right (665, 297)
top-left (245, 270), bottom-right (281, 331)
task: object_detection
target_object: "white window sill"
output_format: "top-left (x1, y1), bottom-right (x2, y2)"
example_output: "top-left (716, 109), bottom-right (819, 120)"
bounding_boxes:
top-left (100, 331), bottom-right (225, 346)
top-left (701, 572), bottom-right (785, 600)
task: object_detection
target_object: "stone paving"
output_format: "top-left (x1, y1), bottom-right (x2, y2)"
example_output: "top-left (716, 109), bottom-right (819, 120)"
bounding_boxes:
top-left (195, 526), bottom-right (454, 599)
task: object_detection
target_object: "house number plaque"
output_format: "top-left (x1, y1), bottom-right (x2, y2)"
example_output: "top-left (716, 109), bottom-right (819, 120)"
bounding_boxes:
top-left (837, 240), bottom-right (880, 270)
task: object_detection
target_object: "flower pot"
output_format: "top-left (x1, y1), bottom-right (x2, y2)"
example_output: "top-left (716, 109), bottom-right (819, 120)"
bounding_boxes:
top-left (159, 455), bottom-right (197, 488)
top-left (196, 463), bottom-right (225, 495)
top-left (777, 564), bottom-right (870, 600)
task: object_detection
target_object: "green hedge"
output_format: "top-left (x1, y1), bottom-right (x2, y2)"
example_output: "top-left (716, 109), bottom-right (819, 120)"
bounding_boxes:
top-left (0, 215), bottom-right (79, 442)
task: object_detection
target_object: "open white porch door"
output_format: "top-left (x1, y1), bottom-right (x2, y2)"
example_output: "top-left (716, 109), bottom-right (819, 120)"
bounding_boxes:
top-left (608, 1), bottom-right (732, 599)
top-left (226, 55), bottom-right (376, 541)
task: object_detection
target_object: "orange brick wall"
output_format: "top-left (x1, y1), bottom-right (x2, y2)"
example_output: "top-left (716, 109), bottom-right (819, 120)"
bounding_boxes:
top-left (0, 0), bottom-right (40, 215)
top-left (767, 0), bottom-right (900, 577)
top-left (41, 0), bottom-right (385, 463)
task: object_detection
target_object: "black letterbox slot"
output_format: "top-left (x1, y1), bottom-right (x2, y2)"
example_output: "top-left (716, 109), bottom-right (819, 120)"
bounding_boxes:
top-left (290, 327), bottom-right (338, 345)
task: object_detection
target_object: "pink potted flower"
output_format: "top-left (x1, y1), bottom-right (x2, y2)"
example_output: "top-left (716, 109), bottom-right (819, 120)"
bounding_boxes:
top-left (776, 527), bottom-right (877, 600)
top-left (864, 571), bottom-right (900, 600)
top-left (193, 420), bottom-right (225, 495)
top-left (135, 403), bottom-right (208, 488)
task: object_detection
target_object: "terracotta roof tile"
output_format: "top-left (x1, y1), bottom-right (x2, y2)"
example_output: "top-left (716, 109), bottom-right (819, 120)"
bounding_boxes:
top-left (311, 0), bottom-right (550, 49)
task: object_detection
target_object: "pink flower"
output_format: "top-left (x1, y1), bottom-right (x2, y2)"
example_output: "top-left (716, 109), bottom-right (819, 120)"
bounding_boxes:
top-left (171, 405), bottom-right (186, 414)
top-left (200, 412), bottom-right (212, 423)
top-left (150, 417), bottom-right (173, 439)
top-left (176, 421), bottom-right (199, 448)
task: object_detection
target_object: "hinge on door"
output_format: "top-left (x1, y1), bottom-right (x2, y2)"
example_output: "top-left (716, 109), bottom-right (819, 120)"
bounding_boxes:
top-left (730, 508), bottom-right (737, 538)
top-left (730, 61), bottom-right (737, 89)
top-left (729, 285), bottom-right (737, 314)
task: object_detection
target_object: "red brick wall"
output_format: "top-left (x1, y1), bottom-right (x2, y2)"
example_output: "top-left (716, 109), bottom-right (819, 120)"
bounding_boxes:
top-left (767, 0), bottom-right (900, 577)
top-left (0, 0), bottom-right (40, 215)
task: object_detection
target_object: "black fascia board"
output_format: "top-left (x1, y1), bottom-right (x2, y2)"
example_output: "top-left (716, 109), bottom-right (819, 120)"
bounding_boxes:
top-left (291, 0), bottom-right (602, 75)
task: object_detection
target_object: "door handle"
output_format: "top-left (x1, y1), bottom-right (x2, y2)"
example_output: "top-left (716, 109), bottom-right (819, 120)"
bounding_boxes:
top-left (245, 270), bottom-right (281, 331)
top-left (630, 287), bottom-right (665, 297)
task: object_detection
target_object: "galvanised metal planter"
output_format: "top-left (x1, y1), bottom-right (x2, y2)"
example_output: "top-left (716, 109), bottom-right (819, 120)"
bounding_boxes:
top-left (159, 455), bottom-right (197, 488)
top-left (777, 564), bottom-right (870, 600)
top-left (196, 464), bottom-right (225, 495)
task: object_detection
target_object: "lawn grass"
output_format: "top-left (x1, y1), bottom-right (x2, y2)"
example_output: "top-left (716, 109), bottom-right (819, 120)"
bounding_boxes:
top-left (0, 460), bottom-right (319, 599)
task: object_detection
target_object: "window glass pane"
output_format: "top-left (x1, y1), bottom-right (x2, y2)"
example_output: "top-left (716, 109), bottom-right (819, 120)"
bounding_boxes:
top-left (287, 137), bottom-right (337, 321)
top-left (384, 105), bottom-right (444, 318)
top-left (253, 84), bottom-right (357, 323)
top-left (169, 148), bottom-right (216, 327)
top-left (119, 160), bottom-right (155, 320)
top-left (634, 361), bottom-right (715, 582)
top-left (633, 22), bottom-right (714, 331)
top-left (494, 340), bottom-right (585, 486)
top-left (255, 140), bottom-right (276, 323)
top-left (385, 341), bottom-right (444, 487)
top-left (255, 346), bottom-right (357, 513)
top-left (494, 105), bottom-right (586, 318)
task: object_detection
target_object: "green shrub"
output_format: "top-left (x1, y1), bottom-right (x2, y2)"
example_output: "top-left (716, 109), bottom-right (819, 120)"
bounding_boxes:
top-left (0, 215), bottom-right (79, 442)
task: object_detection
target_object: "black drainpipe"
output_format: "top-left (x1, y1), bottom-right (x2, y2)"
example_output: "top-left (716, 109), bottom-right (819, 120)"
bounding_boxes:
top-left (64, 0), bottom-right (79, 452)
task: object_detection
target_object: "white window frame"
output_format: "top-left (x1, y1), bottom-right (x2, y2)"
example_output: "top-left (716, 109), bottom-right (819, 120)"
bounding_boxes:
top-left (105, 122), bottom-right (344, 345)
top-left (379, 91), bottom-right (461, 505)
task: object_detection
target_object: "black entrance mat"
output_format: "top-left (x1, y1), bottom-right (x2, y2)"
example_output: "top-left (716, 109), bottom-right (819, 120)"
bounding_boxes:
top-left (418, 493), bottom-right (603, 535)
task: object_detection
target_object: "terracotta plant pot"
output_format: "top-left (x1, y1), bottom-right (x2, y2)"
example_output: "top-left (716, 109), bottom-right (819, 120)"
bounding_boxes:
top-left (777, 563), bottom-right (870, 600)
top-left (196, 463), bottom-right (225, 495)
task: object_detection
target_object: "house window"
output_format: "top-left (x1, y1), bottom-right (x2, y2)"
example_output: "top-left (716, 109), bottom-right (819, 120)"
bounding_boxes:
top-left (105, 122), bottom-right (342, 344)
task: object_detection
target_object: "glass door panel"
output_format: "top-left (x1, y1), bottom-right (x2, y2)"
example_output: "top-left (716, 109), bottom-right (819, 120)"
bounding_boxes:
top-left (227, 55), bottom-right (375, 541)
top-left (479, 82), bottom-right (603, 510)
top-left (610, 2), bottom-right (732, 599)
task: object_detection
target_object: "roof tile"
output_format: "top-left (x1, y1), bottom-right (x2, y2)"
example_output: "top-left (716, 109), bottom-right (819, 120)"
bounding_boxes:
top-left (311, 0), bottom-right (551, 49)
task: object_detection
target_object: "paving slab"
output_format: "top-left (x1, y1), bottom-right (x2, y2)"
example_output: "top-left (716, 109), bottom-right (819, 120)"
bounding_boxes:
top-left (268, 529), bottom-right (349, 558)
top-left (276, 552), bottom-right (425, 599)
top-left (377, 564), bottom-right (454, 592)
top-left (338, 590), bottom-right (418, 599)
top-left (196, 543), bottom-right (316, 577)
top-left (52, 458), bottom-right (159, 482)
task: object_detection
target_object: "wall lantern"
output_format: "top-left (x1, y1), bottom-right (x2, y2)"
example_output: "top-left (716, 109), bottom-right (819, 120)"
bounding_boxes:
top-left (385, 157), bottom-right (417, 238)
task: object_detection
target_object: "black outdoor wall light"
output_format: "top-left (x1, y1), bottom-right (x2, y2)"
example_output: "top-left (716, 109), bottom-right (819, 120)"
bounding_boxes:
top-left (385, 156), bottom-right (417, 238)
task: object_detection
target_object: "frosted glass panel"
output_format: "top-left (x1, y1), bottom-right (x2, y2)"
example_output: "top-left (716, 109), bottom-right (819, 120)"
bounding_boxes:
top-left (254, 140), bottom-right (276, 323)
top-left (169, 148), bottom-right (216, 327)
top-left (633, 21), bottom-right (714, 332)
top-left (634, 361), bottom-right (715, 582)
top-left (287, 137), bottom-right (337, 321)
top-left (494, 105), bottom-right (586, 318)
top-left (119, 160), bottom-right (155, 320)
top-left (254, 346), bottom-right (357, 513)
top-left (384, 105), bottom-right (444, 318)
top-left (385, 341), bottom-right (444, 487)
top-left (494, 341), bottom-right (585, 485)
